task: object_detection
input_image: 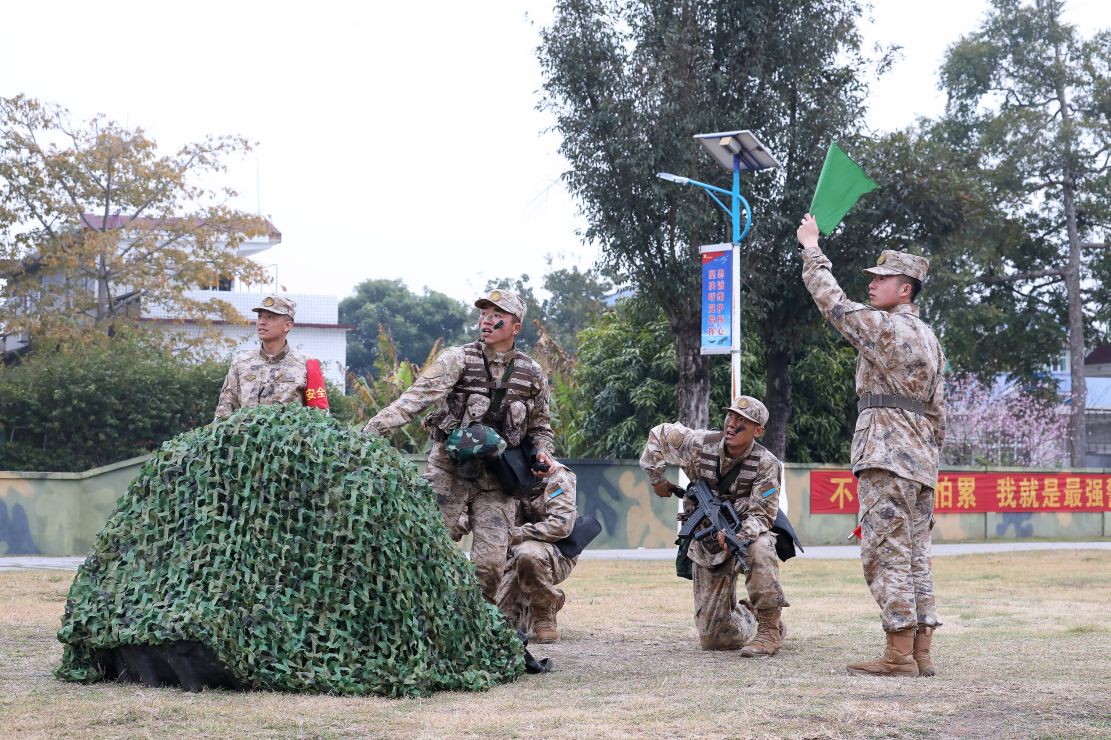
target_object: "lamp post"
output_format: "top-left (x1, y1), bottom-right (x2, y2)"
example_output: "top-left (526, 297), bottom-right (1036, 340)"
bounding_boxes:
top-left (657, 129), bottom-right (780, 398)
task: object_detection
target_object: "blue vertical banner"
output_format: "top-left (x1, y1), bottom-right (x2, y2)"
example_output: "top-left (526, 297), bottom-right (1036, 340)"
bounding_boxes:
top-left (700, 246), bottom-right (732, 354)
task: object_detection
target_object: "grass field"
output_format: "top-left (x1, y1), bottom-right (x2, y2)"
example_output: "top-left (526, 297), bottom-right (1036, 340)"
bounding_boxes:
top-left (2, 552), bottom-right (1110, 738)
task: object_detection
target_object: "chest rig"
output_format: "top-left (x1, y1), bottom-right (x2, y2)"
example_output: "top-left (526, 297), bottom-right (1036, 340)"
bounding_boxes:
top-left (694, 433), bottom-right (762, 507)
top-left (427, 342), bottom-right (542, 443)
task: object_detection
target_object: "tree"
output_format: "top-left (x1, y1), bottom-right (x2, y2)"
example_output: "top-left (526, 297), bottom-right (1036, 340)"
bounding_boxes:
top-left (0, 95), bottom-right (272, 348)
top-left (938, 0), bottom-right (1111, 464)
top-left (944, 374), bottom-right (1068, 467)
top-left (538, 266), bottom-right (612, 352)
top-left (563, 296), bottom-right (743, 459)
top-left (339, 279), bottom-right (470, 378)
top-left (538, 0), bottom-right (884, 453)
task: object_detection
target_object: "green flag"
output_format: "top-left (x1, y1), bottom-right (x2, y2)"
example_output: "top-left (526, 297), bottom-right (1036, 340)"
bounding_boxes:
top-left (809, 142), bottom-right (878, 235)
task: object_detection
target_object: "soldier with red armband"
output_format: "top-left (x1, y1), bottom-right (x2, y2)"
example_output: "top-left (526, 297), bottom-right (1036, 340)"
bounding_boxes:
top-left (214, 295), bottom-right (329, 419)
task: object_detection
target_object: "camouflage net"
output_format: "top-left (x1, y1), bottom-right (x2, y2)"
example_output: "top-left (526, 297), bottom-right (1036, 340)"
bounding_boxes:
top-left (56, 404), bottom-right (524, 696)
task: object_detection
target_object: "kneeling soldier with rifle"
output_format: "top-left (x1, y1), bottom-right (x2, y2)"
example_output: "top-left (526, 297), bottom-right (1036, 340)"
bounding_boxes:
top-left (495, 460), bottom-right (586, 643)
top-left (639, 397), bottom-right (790, 657)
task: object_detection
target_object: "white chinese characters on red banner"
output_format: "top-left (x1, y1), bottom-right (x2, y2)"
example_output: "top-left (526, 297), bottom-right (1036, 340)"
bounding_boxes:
top-left (810, 470), bottom-right (1111, 514)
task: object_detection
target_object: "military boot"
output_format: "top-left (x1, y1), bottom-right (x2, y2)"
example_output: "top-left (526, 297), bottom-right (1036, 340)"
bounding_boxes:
top-left (740, 608), bottom-right (784, 658)
top-left (914, 626), bottom-right (936, 677)
top-left (846, 628), bottom-right (919, 677)
top-left (532, 592), bottom-right (565, 644)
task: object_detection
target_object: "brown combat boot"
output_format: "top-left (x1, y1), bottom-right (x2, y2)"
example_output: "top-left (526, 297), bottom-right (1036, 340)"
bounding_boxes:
top-left (914, 626), bottom-right (936, 677)
top-left (846, 628), bottom-right (919, 677)
top-left (740, 608), bottom-right (784, 658)
top-left (532, 592), bottom-right (565, 644)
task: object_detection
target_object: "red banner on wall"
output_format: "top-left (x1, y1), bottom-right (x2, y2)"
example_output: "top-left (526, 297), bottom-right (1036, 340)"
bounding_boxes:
top-left (810, 470), bottom-right (1111, 514)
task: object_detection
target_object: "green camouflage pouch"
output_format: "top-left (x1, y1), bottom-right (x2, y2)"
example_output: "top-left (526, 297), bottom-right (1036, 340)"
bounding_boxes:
top-left (446, 423), bottom-right (507, 465)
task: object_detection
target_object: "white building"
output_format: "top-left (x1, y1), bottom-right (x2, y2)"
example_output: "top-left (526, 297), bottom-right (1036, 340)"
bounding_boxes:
top-left (144, 289), bottom-right (350, 387)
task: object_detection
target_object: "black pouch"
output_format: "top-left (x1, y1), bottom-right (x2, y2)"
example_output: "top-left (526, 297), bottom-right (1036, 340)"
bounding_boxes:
top-left (487, 437), bottom-right (545, 499)
top-left (770, 509), bottom-right (805, 561)
top-left (675, 535), bottom-right (693, 580)
top-left (553, 515), bottom-right (602, 559)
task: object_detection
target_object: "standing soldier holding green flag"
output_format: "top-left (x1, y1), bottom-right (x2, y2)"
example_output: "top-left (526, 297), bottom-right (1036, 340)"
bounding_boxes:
top-left (797, 213), bottom-right (946, 678)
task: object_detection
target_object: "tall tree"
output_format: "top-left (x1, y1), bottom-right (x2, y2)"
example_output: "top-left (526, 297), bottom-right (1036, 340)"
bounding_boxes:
top-left (538, 0), bottom-right (883, 450)
top-left (339, 278), bottom-right (470, 376)
top-left (938, 0), bottom-right (1111, 464)
top-left (0, 96), bottom-right (272, 348)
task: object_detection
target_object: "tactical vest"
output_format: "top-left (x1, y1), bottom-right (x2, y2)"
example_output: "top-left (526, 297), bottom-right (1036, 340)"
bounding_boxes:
top-left (427, 341), bottom-right (544, 441)
top-left (694, 432), bottom-right (763, 514)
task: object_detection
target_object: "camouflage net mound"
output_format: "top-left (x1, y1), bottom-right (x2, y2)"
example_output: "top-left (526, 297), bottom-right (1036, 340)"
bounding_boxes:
top-left (56, 404), bottom-right (524, 696)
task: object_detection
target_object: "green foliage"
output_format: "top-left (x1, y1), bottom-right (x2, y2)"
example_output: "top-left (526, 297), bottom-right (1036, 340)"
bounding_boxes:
top-left (785, 330), bottom-right (856, 464)
top-left (566, 298), bottom-right (675, 458)
top-left (56, 405), bottom-right (523, 696)
top-left (559, 297), bottom-right (853, 462)
top-left (539, 267), bottom-right (613, 353)
top-left (340, 279), bottom-right (470, 377)
top-left (563, 298), bottom-right (752, 459)
top-left (0, 338), bottom-right (224, 472)
top-left (347, 326), bottom-right (434, 454)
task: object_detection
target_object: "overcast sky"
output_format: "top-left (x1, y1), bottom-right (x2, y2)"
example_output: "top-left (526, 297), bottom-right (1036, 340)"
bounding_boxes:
top-left (3, 1), bottom-right (1108, 305)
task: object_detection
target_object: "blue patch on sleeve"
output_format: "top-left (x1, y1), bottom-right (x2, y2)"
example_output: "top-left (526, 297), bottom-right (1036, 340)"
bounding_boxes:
top-left (548, 487), bottom-right (564, 499)
top-left (762, 487), bottom-right (777, 498)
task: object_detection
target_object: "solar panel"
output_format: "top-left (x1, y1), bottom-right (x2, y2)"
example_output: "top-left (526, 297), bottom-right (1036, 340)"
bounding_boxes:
top-left (693, 130), bottom-right (781, 173)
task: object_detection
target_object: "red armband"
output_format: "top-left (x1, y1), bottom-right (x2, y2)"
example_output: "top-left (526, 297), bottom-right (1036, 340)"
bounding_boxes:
top-left (304, 359), bottom-right (330, 409)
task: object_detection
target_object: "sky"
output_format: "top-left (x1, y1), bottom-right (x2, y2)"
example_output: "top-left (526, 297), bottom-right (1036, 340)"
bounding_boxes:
top-left (3, 0), bottom-right (1109, 306)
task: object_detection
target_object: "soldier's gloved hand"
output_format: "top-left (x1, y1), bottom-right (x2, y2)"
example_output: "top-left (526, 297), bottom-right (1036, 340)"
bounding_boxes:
top-left (533, 450), bottom-right (556, 476)
top-left (651, 480), bottom-right (673, 498)
top-left (507, 526), bottom-right (527, 546)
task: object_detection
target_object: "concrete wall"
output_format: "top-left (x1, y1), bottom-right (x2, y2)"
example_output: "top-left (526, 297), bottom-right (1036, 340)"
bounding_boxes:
top-left (2, 458), bottom-right (1108, 556)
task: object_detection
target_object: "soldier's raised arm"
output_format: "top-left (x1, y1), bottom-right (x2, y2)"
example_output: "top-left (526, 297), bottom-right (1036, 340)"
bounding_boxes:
top-left (797, 213), bottom-right (900, 368)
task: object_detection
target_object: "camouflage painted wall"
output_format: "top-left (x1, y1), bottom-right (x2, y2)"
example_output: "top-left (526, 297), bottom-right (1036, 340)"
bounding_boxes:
top-left (2, 457), bottom-right (1108, 556)
top-left (0, 456), bottom-right (145, 557)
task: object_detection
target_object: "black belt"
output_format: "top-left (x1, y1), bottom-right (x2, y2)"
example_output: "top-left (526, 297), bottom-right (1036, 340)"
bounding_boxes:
top-left (857, 393), bottom-right (926, 416)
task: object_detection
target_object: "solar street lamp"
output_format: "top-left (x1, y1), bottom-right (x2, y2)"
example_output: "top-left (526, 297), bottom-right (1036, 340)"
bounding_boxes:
top-left (657, 129), bottom-right (780, 398)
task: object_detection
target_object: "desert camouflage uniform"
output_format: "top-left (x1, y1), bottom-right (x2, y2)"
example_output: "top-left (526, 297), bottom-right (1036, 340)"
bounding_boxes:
top-left (364, 341), bottom-right (554, 601)
top-left (495, 463), bottom-right (577, 634)
top-left (802, 246), bottom-right (946, 632)
top-left (213, 344), bottom-right (310, 420)
top-left (640, 423), bottom-right (788, 649)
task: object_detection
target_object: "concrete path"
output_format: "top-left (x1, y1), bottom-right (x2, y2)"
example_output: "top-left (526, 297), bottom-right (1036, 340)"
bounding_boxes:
top-left (1, 541), bottom-right (1108, 571)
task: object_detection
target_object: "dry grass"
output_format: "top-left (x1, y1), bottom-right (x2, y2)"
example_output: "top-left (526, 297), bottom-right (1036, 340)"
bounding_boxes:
top-left (2, 552), bottom-right (1110, 739)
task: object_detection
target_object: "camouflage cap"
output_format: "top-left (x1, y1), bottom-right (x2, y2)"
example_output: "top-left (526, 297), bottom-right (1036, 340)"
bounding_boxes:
top-left (251, 295), bottom-right (296, 320)
top-left (862, 250), bottom-right (929, 281)
top-left (724, 395), bottom-right (769, 427)
top-left (475, 289), bottom-right (526, 322)
top-left (445, 423), bottom-right (507, 465)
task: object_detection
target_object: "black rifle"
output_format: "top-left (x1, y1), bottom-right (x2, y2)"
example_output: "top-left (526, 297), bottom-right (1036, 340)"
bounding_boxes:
top-left (673, 480), bottom-right (752, 575)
